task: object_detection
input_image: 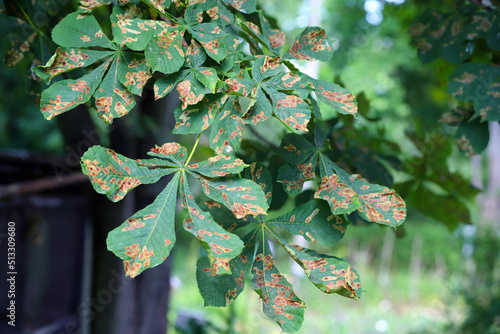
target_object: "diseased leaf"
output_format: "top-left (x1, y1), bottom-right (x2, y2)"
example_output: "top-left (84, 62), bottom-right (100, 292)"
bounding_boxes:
top-left (268, 199), bottom-right (349, 245)
top-left (244, 87), bottom-right (272, 125)
top-left (144, 0), bottom-right (172, 14)
top-left (204, 0), bottom-right (235, 27)
top-left (177, 73), bottom-right (206, 109)
top-left (409, 10), bottom-right (449, 64)
top-left (117, 52), bottom-right (152, 96)
top-left (112, 17), bottom-right (162, 51)
top-left (78, 0), bottom-right (140, 14)
top-left (200, 200), bottom-right (253, 231)
top-left (440, 16), bottom-right (472, 64)
top-left (196, 231), bottom-right (257, 306)
top-left (286, 27), bottom-right (334, 62)
top-left (243, 162), bottom-right (273, 206)
top-left (34, 47), bottom-right (115, 84)
top-left (278, 133), bottom-right (317, 165)
top-left (195, 67), bottom-right (218, 93)
top-left (52, 12), bottom-right (115, 49)
top-left (81, 145), bottom-right (174, 202)
top-left (40, 60), bottom-right (110, 120)
top-left (107, 172), bottom-right (180, 278)
top-left (326, 157), bottom-right (406, 227)
top-left (222, 0), bottom-right (257, 13)
top-left (94, 55), bottom-right (136, 123)
top-left (145, 25), bottom-right (186, 74)
top-left (173, 93), bottom-right (226, 134)
top-left (154, 69), bottom-right (190, 100)
top-left (148, 142), bottom-right (188, 166)
top-left (278, 153), bottom-right (317, 195)
top-left (200, 177), bottom-right (269, 218)
top-left (210, 96), bottom-right (246, 154)
top-left (276, 236), bottom-right (362, 299)
top-left (188, 155), bottom-right (247, 177)
top-left (265, 87), bottom-right (311, 132)
top-left (455, 117), bottom-right (489, 156)
top-left (252, 239), bottom-right (305, 333)
top-left (447, 63), bottom-right (500, 121)
top-left (181, 174), bottom-right (244, 274)
top-left (316, 154), bottom-right (360, 215)
top-left (309, 79), bottom-right (358, 117)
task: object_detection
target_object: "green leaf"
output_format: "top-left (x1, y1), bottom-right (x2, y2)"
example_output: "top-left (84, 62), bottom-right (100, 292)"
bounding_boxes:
top-left (222, 0), bottom-right (257, 13)
top-left (447, 63), bottom-right (500, 121)
top-left (148, 142), bottom-right (188, 166)
top-left (487, 14), bottom-right (500, 50)
top-left (200, 177), bottom-right (269, 218)
top-left (177, 72), bottom-right (207, 109)
top-left (240, 12), bottom-right (285, 54)
top-left (324, 155), bottom-right (406, 227)
top-left (144, 0), bottom-right (172, 14)
top-left (189, 22), bottom-right (228, 62)
top-left (252, 238), bottom-right (305, 333)
top-left (173, 93), bottom-right (225, 134)
top-left (188, 155), bottom-right (247, 177)
top-left (196, 231), bottom-right (257, 306)
top-left (268, 199), bottom-right (349, 245)
top-left (81, 145), bottom-right (174, 202)
top-left (154, 69), bottom-right (190, 100)
top-left (52, 12), bottom-right (115, 49)
top-left (455, 117), bottom-right (489, 156)
top-left (308, 79), bottom-right (358, 117)
top-left (145, 25), bottom-right (186, 74)
top-left (243, 162), bottom-right (273, 206)
top-left (107, 172), bottom-right (180, 278)
top-left (278, 153), bottom-right (317, 195)
top-left (209, 96), bottom-right (246, 154)
top-left (286, 27), bottom-right (334, 62)
top-left (34, 47), bottom-right (115, 84)
top-left (112, 17), bottom-right (160, 51)
top-left (440, 16), bottom-right (472, 64)
top-left (194, 68), bottom-right (218, 93)
top-left (181, 175), bottom-right (244, 274)
top-left (264, 87), bottom-right (311, 132)
top-left (40, 60), bottom-right (110, 120)
top-left (276, 236), bottom-right (362, 299)
top-left (409, 10), bottom-right (449, 64)
top-left (117, 52), bottom-right (152, 96)
top-left (204, 0), bottom-right (235, 27)
top-left (278, 133), bottom-right (317, 165)
top-left (316, 154), bottom-right (360, 215)
top-left (94, 55), bottom-right (136, 123)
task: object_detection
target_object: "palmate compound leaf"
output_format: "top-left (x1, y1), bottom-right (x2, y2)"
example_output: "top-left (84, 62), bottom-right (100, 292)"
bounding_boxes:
top-left (38, 11), bottom-right (153, 122)
top-left (273, 233), bottom-right (362, 299)
top-left (278, 134), bottom-right (406, 227)
top-left (81, 145), bottom-right (176, 202)
top-left (252, 236), bottom-right (305, 333)
top-left (107, 172), bottom-right (180, 278)
top-left (180, 173), bottom-right (244, 275)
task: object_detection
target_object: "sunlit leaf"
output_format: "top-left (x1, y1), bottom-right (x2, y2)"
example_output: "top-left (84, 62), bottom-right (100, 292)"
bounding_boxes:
top-left (117, 52), bottom-right (152, 96)
top-left (181, 174), bottom-right (244, 274)
top-left (34, 47), bottom-right (114, 84)
top-left (200, 177), bottom-right (269, 218)
top-left (148, 142), bottom-right (188, 166)
top-left (252, 238), bottom-right (305, 333)
top-left (188, 155), bottom-right (247, 177)
top-left (81, 145), bottom-right (174, 202)
top-left (40, 60), bottom-right (110, 120)
top-left (286, 27), bottom-right (334, 62)
top-left (222, 0), bottom-right (257, 13)
top-left (94, 55), bottom-right (136, 123)
top-left (107, 172), bottom-right (180, 278)
top-left (146, 25), bottom-right (186, 74)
